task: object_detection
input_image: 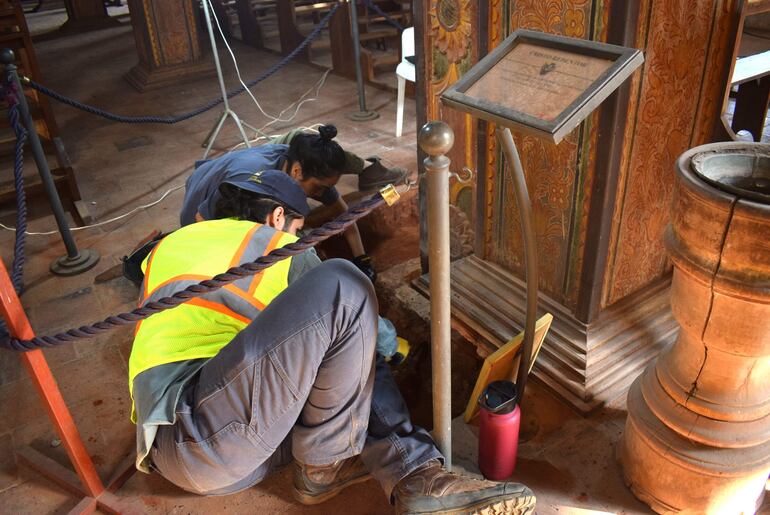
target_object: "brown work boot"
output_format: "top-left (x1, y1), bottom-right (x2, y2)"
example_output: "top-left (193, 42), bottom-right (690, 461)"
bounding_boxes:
top-left (393, 460), bottom-right (535, 515)
top-left (359, 156), bottom-right (408, 191)
top-left (292, 456), bottom-right (372, 505)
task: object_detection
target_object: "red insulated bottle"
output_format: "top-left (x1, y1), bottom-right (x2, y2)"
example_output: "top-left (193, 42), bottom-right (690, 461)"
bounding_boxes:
top-left (477, 380), bottom-right (520, 481)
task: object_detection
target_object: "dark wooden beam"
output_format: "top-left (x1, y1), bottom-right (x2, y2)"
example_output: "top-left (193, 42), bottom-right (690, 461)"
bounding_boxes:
top-left (235, 0), bottom-right (265, 49)
top-left (574, 0), bottom-right (641, 323)
top-left (276, 0), bottom-right (310, 60)
top-left (414, 0), bottom-right (430, 273)
top-left (474, 0), bottom-right (490, 257)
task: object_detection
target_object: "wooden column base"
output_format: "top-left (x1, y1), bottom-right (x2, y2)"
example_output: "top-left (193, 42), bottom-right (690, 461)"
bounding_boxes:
top-left (124, 60), bottom-right (215, 92)
top-left (619, 370), bottom-right (768, 514)
top-left (57, 15), bottom-right (122, 34)
top-left (620, 143), bottom-right (770, 513)
top-left (414, 255), bottom-right (677, 413)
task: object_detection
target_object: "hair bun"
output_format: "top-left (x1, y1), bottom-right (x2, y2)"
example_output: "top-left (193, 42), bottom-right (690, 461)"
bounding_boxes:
top-left (318, 124), bottom-right (337, 141)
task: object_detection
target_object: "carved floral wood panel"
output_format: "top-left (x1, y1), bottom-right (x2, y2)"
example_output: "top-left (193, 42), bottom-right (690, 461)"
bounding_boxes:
top-left (425, 0), bottom-right (478, 225)
top-left (600, 0), bottom-right (651, 308)
top-left (485, 0), bottom-right (602, 307)
top-left (605, 0), bottom-right (718, 304)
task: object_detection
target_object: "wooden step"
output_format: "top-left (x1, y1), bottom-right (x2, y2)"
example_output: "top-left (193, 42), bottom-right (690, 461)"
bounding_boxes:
top-left (358, 28), bottom-right (399, 42)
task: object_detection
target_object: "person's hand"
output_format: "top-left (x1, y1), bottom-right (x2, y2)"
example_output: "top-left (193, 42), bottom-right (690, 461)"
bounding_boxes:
top-left (352, 254), bottom-right (377, 283)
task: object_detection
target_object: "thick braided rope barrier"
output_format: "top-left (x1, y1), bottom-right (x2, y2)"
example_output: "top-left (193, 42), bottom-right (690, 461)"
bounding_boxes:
top-left (0, 191), bottom-right (387, 351)
top-left (4, 84), bottom-right (28, 294)
top-left (24, 3), bottom-right (339, 125)
top-left (361, 0), bottom-right (404, 32)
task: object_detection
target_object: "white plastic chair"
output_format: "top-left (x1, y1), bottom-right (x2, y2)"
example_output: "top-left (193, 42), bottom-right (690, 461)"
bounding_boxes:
top-left (396, 27), bottom-right (415, 138)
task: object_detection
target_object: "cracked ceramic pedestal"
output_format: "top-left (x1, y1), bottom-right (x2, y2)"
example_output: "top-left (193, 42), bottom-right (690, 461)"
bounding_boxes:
top-left (619, 143), bottom-right (770, 514)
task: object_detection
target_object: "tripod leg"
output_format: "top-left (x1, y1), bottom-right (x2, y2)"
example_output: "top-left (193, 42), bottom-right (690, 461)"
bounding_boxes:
top-left (202, 111), bottom-right (228, 158)
top-left (202, 111), bottom-right (227, 150)
top-left (230, 110), bottom-right (252, 149)
top-left (241, 120), bottom-right (263, 137)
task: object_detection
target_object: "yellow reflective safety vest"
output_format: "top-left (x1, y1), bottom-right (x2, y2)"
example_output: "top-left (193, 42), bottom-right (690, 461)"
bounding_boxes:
top-left (128, 219), bottom-right (297, 403)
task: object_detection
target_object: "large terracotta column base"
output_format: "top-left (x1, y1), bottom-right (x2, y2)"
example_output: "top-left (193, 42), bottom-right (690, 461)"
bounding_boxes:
top-left (619, 142), bottom-right (770, 514)
top-left (124, 61), bottom-right (215, 92)
top-left (620, 371), bottom-right (769, 513)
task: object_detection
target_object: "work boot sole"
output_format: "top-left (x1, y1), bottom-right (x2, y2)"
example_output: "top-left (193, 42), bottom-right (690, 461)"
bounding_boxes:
top-left (292, 472), bottom-right (373, 506)
top-left (396, 489), bottom-right (536, 515)
top-left (359, 169), bottom-right (409, 192)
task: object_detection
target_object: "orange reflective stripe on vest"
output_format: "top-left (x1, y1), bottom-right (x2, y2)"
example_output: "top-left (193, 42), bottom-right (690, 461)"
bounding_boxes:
top-left (129, 219), bottom-right (298, 402)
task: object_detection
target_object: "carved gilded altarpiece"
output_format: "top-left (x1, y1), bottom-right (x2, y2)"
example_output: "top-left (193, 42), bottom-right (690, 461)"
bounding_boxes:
top-left (486, 0), bottom-right (608, 310)
top-left (417, 0), bottom-right (742, 412)
top-left (426, 0), bottom-right (479, 220)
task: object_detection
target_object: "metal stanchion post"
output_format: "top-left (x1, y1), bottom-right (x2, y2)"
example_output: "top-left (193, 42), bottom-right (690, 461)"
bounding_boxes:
top-left (347, 0), bottom-right (378, 121)
top-left (1, 49), bottom-right (99, 276)
top-left (418, 121), bottom-right (453, 469)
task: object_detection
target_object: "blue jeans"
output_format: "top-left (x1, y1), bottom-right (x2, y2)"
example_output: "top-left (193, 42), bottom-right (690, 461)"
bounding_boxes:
top-left (151, 260), bottom-right (442, 498)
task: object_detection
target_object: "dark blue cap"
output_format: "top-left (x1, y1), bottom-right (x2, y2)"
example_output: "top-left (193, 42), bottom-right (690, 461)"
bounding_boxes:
top-left (222, 169), bottom-right (310, 217)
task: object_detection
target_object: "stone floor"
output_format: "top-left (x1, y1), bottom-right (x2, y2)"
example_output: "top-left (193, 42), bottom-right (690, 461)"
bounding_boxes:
top-left (0, 16), bottom-right (743, 515)
top-left (0, 21), bottom-right (420, 514)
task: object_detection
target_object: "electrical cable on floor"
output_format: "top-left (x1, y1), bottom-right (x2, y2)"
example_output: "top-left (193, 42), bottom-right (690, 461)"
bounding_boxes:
top-left (259, 69), bottom-right (331, 132)
top-left (208, 0), bottom-right (277, 132)
top-left (208, 0), bottom-right (331, 132)
top-left (2, 5), bottom-right (335, 237)
top-left (226, 66), bottom-right (331, 152)
top-left (228, 123), bottom-right (323, 152)
top-left (0, 184), bottom-right (184, 235)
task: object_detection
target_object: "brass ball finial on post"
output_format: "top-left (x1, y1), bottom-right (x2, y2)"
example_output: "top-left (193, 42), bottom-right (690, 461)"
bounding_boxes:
top-left (418, 121), bottom-right (454, 469)
top-left (419, 121), bottom-right (455, 156)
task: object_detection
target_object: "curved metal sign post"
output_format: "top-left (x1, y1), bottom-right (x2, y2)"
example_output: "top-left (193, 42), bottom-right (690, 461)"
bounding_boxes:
top-left (421, 28), bottom-right (642, 464)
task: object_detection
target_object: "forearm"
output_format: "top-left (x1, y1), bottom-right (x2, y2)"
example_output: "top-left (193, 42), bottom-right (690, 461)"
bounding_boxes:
top-left (333, 198), bottom-right (365, 257)
top-left (344, 223), bottom-right (365, 257)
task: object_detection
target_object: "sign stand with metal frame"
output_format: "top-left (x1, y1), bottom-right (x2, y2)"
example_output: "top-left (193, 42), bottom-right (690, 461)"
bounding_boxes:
top-left (420, 28), bottom-right (643, 464)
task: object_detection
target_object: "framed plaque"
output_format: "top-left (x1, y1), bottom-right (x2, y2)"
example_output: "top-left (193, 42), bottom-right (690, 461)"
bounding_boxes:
top-left (441, 29), bottom-right (644, 143)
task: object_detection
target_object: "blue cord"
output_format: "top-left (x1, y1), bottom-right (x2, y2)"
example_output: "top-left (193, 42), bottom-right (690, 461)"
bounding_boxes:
top-left (25, 4), bottom-right (339, 125)
top-left (360, 0), bottom-right (404, 32)
top-left (4, 84), bottom-right (28, 295)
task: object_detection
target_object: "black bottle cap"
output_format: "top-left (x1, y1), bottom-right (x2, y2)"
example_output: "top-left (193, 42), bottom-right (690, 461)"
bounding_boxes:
top-left (478, 380), bottom-right (518, 415)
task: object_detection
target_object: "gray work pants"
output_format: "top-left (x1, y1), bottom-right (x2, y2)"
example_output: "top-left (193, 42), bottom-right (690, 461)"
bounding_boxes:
top-left (151, 260), bottom-right (442, 498)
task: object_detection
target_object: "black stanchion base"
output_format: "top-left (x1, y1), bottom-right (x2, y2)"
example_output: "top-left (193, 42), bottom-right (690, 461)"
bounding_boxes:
top-left (50, 249), bottom-right (100, 276)
top-left (347, 110), bottom-right (380, 122)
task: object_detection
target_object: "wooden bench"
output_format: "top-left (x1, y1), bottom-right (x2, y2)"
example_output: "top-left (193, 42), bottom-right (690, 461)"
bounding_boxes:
top-left (729, 49), bottom-right (770, 141)
top-left (231, 0), bottom-right (335, 55)
top-left (329, 1), bottom-right (406, 82)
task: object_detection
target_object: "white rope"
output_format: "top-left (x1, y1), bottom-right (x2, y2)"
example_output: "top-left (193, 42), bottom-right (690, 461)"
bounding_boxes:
top-left (0, 184), bottom-right (184, 235)
top-left (259, 68), bottom-right (331, 132)
top-left (208, 0), bottom-right (277, 132)
top-left (225, 63), bottom-right (332, 152)
top-left (208, 0), bottom-right (331, 136)
top-left (228, 123), bottom-right (323, 152)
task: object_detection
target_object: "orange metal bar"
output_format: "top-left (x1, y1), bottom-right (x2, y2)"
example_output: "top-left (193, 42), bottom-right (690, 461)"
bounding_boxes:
top-left (0, 260), bottom-right (105, 497)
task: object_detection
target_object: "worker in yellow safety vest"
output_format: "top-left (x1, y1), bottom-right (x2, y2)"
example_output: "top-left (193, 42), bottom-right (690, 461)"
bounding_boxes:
top-left (181, 124), bottom-right (401, 282)
top-left (129, 170), bottom-right (536, 514)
